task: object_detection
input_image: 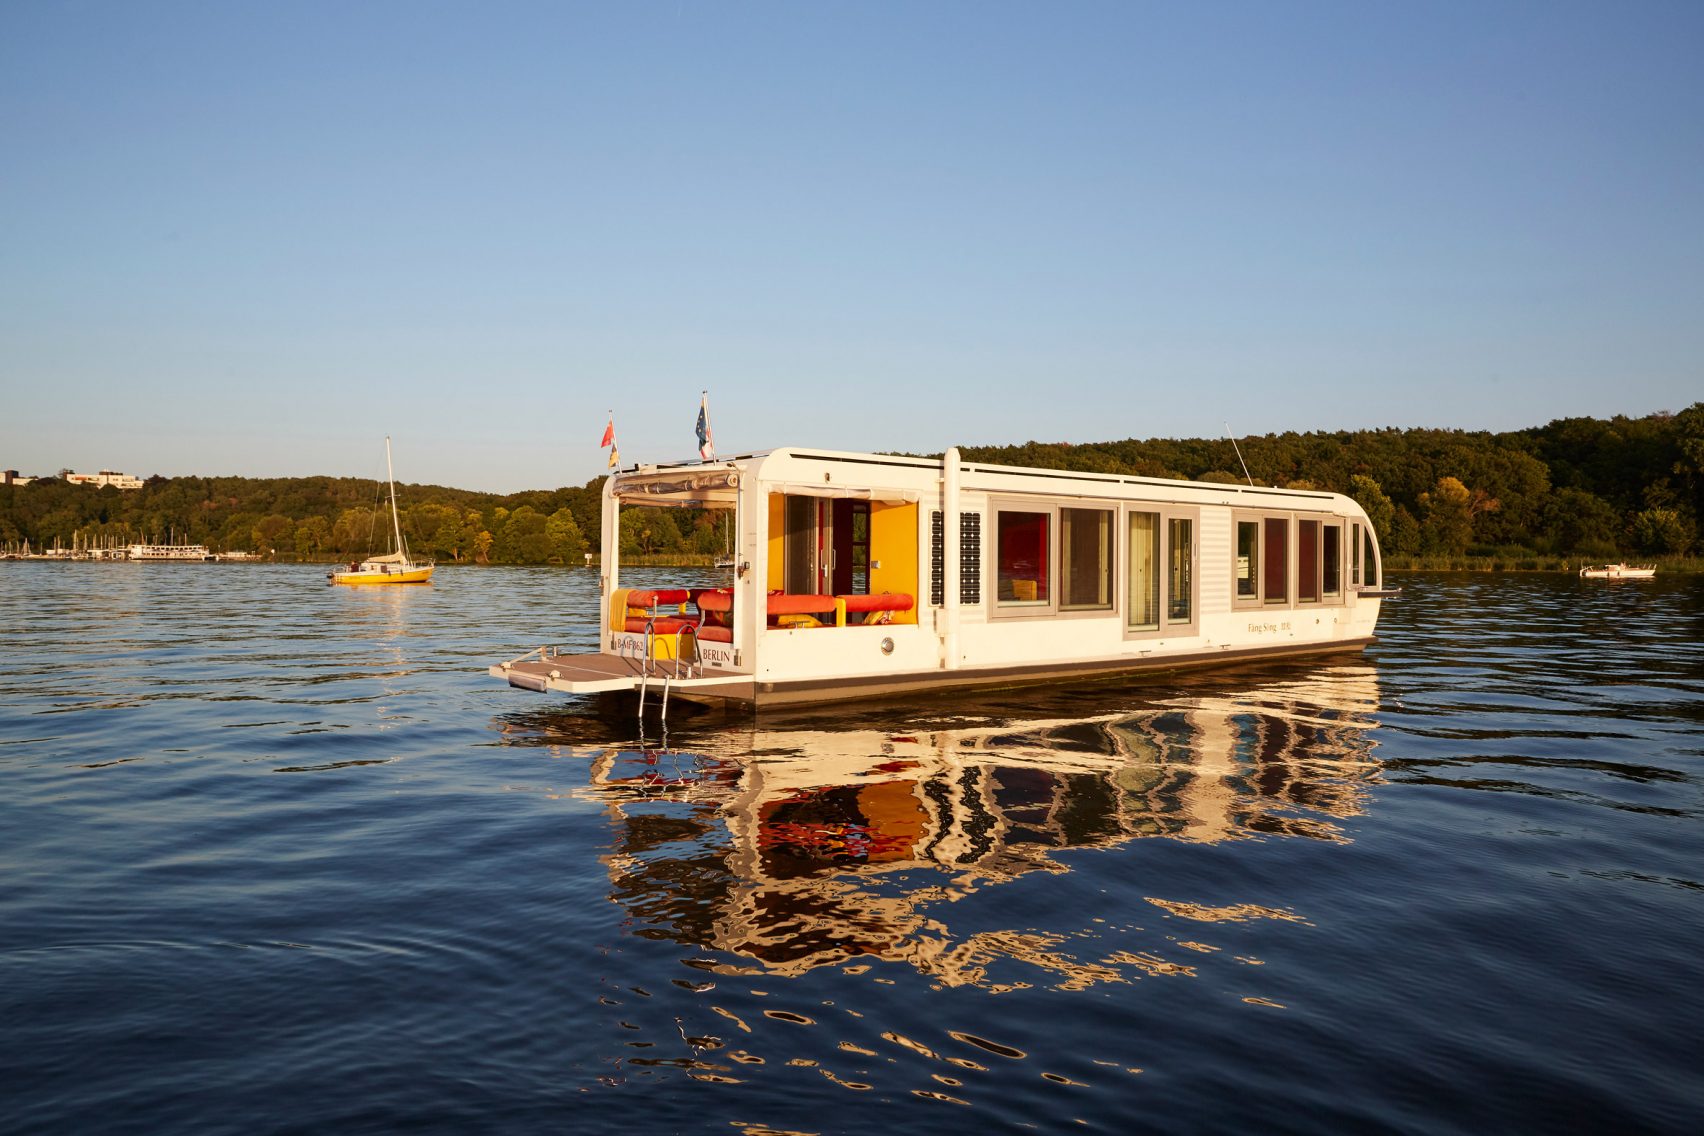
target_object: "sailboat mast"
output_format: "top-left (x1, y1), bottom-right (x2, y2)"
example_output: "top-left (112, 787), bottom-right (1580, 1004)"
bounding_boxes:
top-left (386, 436), bottom-right (406, 557)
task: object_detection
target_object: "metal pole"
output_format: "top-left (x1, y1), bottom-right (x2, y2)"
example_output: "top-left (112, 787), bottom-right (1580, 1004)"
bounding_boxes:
top-left (386, 436), bottom-right (406, 557)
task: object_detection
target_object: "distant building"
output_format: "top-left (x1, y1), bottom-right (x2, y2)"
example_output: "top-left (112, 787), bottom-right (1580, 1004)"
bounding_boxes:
top-left (2, 470), bottom-right (36, 486)
top-left (61, 469), bottom-right (144, 490)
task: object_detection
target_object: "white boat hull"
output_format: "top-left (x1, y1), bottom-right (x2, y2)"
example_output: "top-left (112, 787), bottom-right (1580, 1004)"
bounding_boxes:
top-left (1579, 564), bottom-right (1655, 580)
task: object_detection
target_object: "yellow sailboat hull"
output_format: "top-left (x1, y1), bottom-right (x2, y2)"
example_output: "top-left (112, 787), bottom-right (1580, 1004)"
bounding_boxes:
top-left (330, 565), bottom-right (435, 585)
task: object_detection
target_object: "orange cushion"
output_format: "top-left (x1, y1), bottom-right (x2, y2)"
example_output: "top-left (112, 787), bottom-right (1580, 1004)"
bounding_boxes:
top-left (625, 588), bottom-right (690, 608)
top-left (624, 616), bottom-right (697, 634)
top-left (840, 593), bottom-right (914, 613)
top-left (767, 594), bottom-right (838, 615)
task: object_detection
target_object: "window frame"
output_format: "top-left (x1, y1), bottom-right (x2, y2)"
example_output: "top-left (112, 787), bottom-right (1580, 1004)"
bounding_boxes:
top-left (987, 496), bottom-right (1126, 621)
top-left (1298, 518), bottom-right (1321, 604)
top-left (990, 499), bottom-right (1059, 618)
top-left (1308, 514), bottom-right (1348, 607)
top-left (1124, 503), bottom-right (1198, 639)
top-left (1322, 522), bottom-right (1343, 600)
top-left (1235, 510), bottom-right (1291, 608)
top-left (1236, 509), bottom-right (1352, 610)
top-left (1234, 518), bottom-right (1260, 604)
top-left (1059, 505), bottom-right (1115, 613)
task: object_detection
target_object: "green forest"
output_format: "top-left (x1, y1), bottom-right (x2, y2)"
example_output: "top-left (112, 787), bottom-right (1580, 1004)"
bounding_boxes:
top-left (5, 404), bottom-right (1702, 565)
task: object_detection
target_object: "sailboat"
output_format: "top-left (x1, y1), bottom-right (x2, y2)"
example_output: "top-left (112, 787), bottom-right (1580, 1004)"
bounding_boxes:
top-left (328, 437), bottom-right (435, 585)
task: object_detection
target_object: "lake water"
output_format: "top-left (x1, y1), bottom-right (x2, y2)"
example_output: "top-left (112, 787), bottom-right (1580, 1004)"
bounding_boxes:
top-left (3, 563), bottom-right (1702, 1134)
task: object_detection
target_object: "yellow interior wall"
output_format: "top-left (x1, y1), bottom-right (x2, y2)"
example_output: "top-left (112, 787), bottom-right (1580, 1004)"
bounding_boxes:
top-left (767, 493), bottom-right (785, 591)
top-left (869, 501), bottom-right (919, 623)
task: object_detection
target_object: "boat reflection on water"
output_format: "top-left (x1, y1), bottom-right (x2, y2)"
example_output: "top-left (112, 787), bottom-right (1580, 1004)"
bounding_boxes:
top-left (512, 663), bottom-right (1383, 986)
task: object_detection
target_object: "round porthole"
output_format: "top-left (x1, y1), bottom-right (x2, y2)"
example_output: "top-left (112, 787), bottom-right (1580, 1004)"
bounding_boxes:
top-left (880, 637), bottom-right (894, 655)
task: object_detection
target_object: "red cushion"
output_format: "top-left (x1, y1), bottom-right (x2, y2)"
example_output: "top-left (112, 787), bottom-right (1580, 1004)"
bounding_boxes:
top-left (625, 588), bottom-right (690, 608)
top-left (767, 594), bottom-right (838, 615)
top-left (624, 616), bottom-right (698, 634)
top-left (839, 593), bottom-right (914, 613)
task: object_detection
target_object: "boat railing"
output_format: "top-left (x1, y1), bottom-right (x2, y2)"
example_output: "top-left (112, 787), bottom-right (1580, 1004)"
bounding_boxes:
top-left (499, 645), bottom-right (557, 669)
top-left (637, 619), bottom-right (700, 727)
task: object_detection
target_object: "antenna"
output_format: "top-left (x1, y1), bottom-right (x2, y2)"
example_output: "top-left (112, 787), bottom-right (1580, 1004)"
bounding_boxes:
top-left (1225, 423), bottom-right (1255, 487)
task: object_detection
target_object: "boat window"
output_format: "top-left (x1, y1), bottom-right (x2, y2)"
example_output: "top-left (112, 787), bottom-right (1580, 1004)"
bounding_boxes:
top-left (1298, 519), bottom-right (1320, 603)
top-left (1351, 523), bottom-right (1363, 586)
top-left (1168, 517), bottom-right (1193, 623)
top-left (830, 499), bottom-right (870, 595)
top-left (1127, 511), bottom-right (1160, 631)
top-left (1060, 508), bottom-right (1113, 611)
top-left (1235, 521), bottom-right (1259, 601)
top-left (1127, 506), bottom-right (1197, 637)
top-left (1239, 510), bottom-right (1348, 609)
top-left (1322, 524), bottom-right (1342, 598)
top-left (996, 510), bottom-right (1050, 607)
top-left (1263, 518), bottom-right (1289, 605)
top-left (1362, 527), bottom-right (1380, 588)
top-left (782, 495), bottom-right (821, 594)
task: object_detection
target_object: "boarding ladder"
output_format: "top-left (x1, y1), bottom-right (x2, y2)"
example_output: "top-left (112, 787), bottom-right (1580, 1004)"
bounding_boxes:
top-left (616, 619), bottom-right (701, 728)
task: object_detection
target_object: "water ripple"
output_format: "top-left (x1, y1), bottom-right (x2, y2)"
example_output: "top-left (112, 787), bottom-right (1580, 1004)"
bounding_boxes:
top-left (3, 565), bottom-right (1703, 1134)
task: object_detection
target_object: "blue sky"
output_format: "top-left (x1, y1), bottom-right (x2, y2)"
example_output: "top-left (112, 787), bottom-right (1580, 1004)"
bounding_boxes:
top-left (3, 1), bottom-right (1701, 493)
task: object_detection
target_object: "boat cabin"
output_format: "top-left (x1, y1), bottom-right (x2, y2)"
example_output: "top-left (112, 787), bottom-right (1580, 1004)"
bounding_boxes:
top-left (491, 447), bottom-right (1393, 707)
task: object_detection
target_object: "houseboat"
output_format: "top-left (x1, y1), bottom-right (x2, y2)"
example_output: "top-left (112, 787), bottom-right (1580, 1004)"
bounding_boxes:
top-left (490, 447), bottom-right (1396, 709)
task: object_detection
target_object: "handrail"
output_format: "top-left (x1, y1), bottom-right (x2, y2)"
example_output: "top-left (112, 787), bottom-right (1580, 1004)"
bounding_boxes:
top-left (499, 645), bottom-right (551, 669)
top-left (637, 619), bottom-right (700, 727)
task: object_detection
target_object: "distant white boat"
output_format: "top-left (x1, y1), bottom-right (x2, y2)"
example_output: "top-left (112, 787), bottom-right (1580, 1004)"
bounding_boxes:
top-left (1579, 563), bottom-right (1655, 580)
top-left (128, 543), bottom-right (215, 561)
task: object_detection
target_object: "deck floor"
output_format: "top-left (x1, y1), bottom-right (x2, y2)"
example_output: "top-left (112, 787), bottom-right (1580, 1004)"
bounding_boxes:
top-left (491, 651), bottom-right (756, 700)
top-left (493, 639), bottom-right (1371, 707)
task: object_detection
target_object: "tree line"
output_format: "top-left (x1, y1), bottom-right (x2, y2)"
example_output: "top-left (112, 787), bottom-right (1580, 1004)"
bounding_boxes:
top-left (0, 473), bottom-right (610, 564)
top-left (4, 404), bottom-right (1700, 562)
top-left (954, 403), bottom-right (1704, 560)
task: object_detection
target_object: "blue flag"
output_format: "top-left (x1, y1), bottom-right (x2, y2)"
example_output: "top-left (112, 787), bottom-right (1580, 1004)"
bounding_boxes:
top-left (696, 393), bottom-right (714, 461)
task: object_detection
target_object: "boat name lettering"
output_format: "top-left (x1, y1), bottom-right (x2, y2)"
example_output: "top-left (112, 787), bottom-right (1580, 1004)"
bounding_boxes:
top-left (1248, 621), bottom-right (1291, 634)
